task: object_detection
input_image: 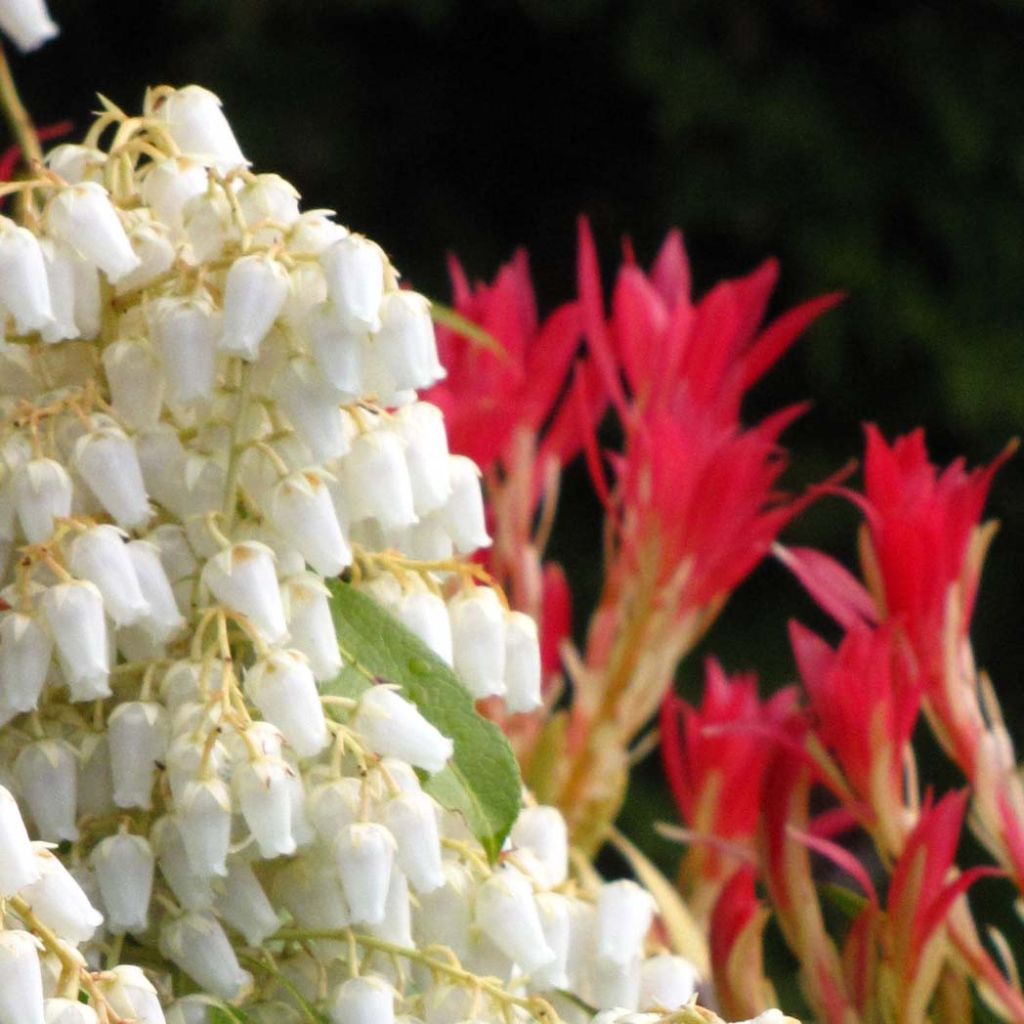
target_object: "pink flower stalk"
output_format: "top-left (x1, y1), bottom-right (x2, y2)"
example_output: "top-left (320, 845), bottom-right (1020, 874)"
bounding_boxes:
top-left (790, 620), bottom-right (921, 852)
top-left (660, 660), bottom-right (799, 901)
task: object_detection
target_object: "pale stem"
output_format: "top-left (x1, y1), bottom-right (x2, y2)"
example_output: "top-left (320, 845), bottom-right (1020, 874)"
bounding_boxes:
top-left (0, 41), bottom-right (43, 170)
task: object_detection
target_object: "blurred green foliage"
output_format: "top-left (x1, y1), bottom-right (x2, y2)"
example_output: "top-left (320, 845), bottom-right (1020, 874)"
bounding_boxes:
top-left (9, 2), bottom-right (1024, 997)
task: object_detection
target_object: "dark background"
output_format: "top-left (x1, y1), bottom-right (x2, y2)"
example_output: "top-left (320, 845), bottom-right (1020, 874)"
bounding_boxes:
top-left (9, 0), bottom-right (1024, 1003)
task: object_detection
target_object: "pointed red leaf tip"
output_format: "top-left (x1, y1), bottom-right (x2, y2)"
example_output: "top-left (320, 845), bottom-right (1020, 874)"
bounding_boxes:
top-left (660, 659), bottom-right (801, 868)
top-left (426, 246), bottom-right (584, 476)
top-left (790, 620), bottom-right (921, 819)
top-left (858, 426), bottom-right (1015, 680)
top-left (775, 544), bottom-right (877, 631)
top-left (788, 826), bottom-right (879, 907)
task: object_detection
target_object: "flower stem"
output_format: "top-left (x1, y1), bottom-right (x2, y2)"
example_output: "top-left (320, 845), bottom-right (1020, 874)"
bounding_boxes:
top-left (0, 41), bottom-right (43, 171)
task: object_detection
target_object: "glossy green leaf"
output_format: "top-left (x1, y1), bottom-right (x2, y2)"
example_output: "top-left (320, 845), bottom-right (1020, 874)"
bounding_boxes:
top-left (325, 580), bottom-right (522, 861)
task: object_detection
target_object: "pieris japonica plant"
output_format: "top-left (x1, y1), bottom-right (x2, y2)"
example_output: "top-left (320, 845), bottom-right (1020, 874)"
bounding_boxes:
top-left (0, 9), bottom-right (792, 1024)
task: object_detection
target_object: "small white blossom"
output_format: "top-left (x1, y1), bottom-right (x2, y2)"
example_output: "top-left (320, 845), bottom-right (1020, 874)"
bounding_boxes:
top-left (0, 0), bottom-right (57, 52)
top-left (90, 832), bottom-right (155, 935)
top-left (320, 234), bottom-right (385, 333)
top-left (45, 182), bottom-right (141, 282)
top-left (151, 85), bottom-right (247, 171)
top-left (0, 930), bottom-right (45, 1024)
top-left (0, 215), bottom-right (54, 334)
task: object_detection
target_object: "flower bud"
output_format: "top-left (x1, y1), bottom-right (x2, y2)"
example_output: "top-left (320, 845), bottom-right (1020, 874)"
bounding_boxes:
top-left (45, 182), bottom-right (141, 282)
top-left (588, 957), bottom-right (642, 1012)
top-left (12, 457), bottom-right (72, 544)
top-left (395, 586), bottom-right (453, 665)
top-left (98, 967), bottom-right (166, 1024)
top-left (334, 821), bottom-right (396, 925)
top-left (375, 291), bottom-right (440, 392)
top-left (0, 611), bottom-right (53, 713)
top-left (39, 240), bottom-right (80, 343)
top-left (352, 685), bottom-right (453, 775)
top-left (151, 814), bottom-right (214, 910)
top-left (0, 930), bottom-right (45, 1024)
top-left (127, 540), bottom-right (186, 640)
top-left (15, 739), bottom-right (79, 842)
top-left (638, 954), bottom-right (698, 1011)
top-left (474, 865), bottom-right (555, 974)
top-left (150, 295), bottom-right (219, 405)
top-left (151, 85), bottom-right (247, 171)
top-left (283, 572), bottom-right (342, 682)
top-left (116, 213), bottom-right (176, 293)
top-left (531, 891), bottom-right (572, 991)
top-left (108, 700), bottom-right (169, 809)
top-left (0, 783), bottom-right (40, 896)
top-left (244, 648), bottom-right (329, 759)
top-left (274, 356), bottom-right (351, 462)
top-left (68, 524), bottom-right (149, 627)
top-left (442, 455), bottom-right (491, 554)
top-left (238, 172), bottom-right (300, 231)
top-left (159, 911), bottom-right (253, 1001)
top-left (307, 775), bottom-right (361, 843)
top-left (175, 776), bottom-right (231, 879)
top-left (140, 156), bottom-right (209, 234)
top-left (594, 880), bottom-right (656, 968)
top-left (0, 0), bottom-right (58, 52)
top-left (510, 805), bottom-right (568, 891)
top-left (382, 790), bottom-right (445, 894)
top-left (219, 253), bottom-right (290, 360)
top-left (269, 469), bottom-right (351, 576)
top-left (448, 586), bottom-right (506, 699)
top-left (307, 304), bottom-right (363, 395)
top-left (102, 338), bottom-right (165, 428)
top-left (43, 1000), bottom-right (99, 1024)
top-left (503, 610), bottom-right (542, 713)
top-left (90, 832), bottom-right (155, 934)
top-left (162, 997), bottom-right (210, 1024)
top-left (73, 426), bottom-right (151, 530)
top-left (327, 974), bottom-right (395, 1024)
top-left (0, 216), bottom-right (54, 334)
top-left (215, 854), bottom-right (280, 946)
top-left (77, 732), bottom-right (115, 818)
top-left (235, 756), bottom-right (297, 858)
top-left (41, 580), bottom-right (110, 701)
top-left (182, 187), bottom-right (238, 261)
top-left (394, 402), bottom-right (452, 516)
top-left (343, 430), bottom-right (417, 530)
top-left (369, 863), bottom-right (413, 947)
top-left (18, 845), bottom-right (104, 944)
top-left (320, 234), bottom-right (385, 332)
top-left (201, 541), bottom-right (288, 644)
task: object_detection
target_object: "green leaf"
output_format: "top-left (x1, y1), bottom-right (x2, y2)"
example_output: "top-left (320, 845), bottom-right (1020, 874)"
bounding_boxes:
top-left (325, 580), bottom-right (522, 861)
top-left (819, 881), bottom-right (870, 920)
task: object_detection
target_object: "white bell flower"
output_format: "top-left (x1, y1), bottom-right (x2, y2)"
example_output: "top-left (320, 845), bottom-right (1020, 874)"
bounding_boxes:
top-left (107, 700), bottom-right (169, 809)
top-left (215, 854), bottom-right (281, 946)
top-left (177, 777), bottom-right (232, 878)
top-left (394, 402), bottom-right (452, 516)
top-left (448, 586), bottom-right (506, 699)
top-left (238, 173), bottom-right (301, 235)
top-left (283, 572), bottom-right (342, 682)
top-left (68, 524), bottom-right (149, 627)
top-left (89, 831), bottom-right (155, 935)
top-left (474, 864), bottom-right (555, 974)
top-left (14, 739), bottom-right (79, 842)
top-left (503, 610), bottom-right (543, 714)
top-left (510, 805), bottom-right (568, 890)
top-left (12, 457), bottom-right (72, 544)
top-left (97, 965), bottom-right (167, 1024)
top-left (274, 356), bottom-right (350, 462)
top-left (127, 539), bottom-right (186, 641)
top-left (73, 426), bottom-right (152, 530)
top-left (326, 975), bottom-right (395, 1024)
top-left (140, 156), bottom-right (210, 234)
top-left (219, 253), bottom-right (290, 360)
top-left (307, 304), bottom-right (363, 395)
top-left (638, 954), bottom-right (699, 1011)
top-left (116, 213), bottom-right (176, 293)
top-left (150, 294), bottom-right (220, 405)
top-left (42, 1000), bottom-right (99, 1024)
top-left (41, 579), bottom-right (110, 701)
top-left (44, 144), bottom-right (105, 185)
top-left (182, 186), bottom-right (238, 261)
top-left (306, 775), bottom-right (361, 844)
top-left (151, 85), bottom-right (247, 171)
top-left (39, 240), bottom-right (79, 343)
top-left (0, 930), bottom-right (45, 1024)
top-left (244, 648), bottom-right (329, 759)
top-left (382, 790), bottom-right (446, 894)
top-left (200, 541), bottom-right (288, 644)
top-left (234, 755), bottom-right (297, 858)
top-left (77, 732), bottom-right (115, 819)
top-left (18, 844), bottom-right (104, 944)
top-left (376, 291), bottom-right (440, 391)
top-left (0, 610), bottom-right (53, 713)
top-left (0, 0), bottom-right (58, 52)
top-left (272, 851), bottom-right (351, 936)
top-left (594, 880), bottom-right (656, 968)
top-left (320, 234), bottom-right (385, 332)
top-left (101, 338), bottom-right (165, 428)
top-left (150, 815), bottom-right (215, 911)
top-left (45, 182), bottom-right (141, 282)
top-left (588, 957), bottom-right (642, 1013)
top-left (531, 891), bottom-right (572, 991)
top-left (394, 586), bottom-right (453, 665)
top-left (333, 821), bottom-right (396, 926)
top-left (352, 685), bottom-right (453, 775)
top-left (0, 783), bottom-right (40, 896)
top-left (442, 455), bottom-right (491, 553)
top-left (288, 209), bottom-right (348, 255)
top-left (269, 469), bottom-right (351, 576)
top-left (0, 216), bottom-right (54, 334)
top-left (342, 429), bottom-right (417, 530)
top-left (160, 911), bottom-right (253, 1001)
top-left (413, 861), bottom-right (474, 960)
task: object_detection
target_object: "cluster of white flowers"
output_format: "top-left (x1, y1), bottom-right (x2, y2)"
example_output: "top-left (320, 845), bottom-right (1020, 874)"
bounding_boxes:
top-left (0, 84), bottom-right (726, 1024)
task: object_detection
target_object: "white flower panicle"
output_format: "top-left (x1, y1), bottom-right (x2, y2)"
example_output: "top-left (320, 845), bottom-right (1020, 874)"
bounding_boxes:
top-left (0, 83), bottom-right (777, 1024)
